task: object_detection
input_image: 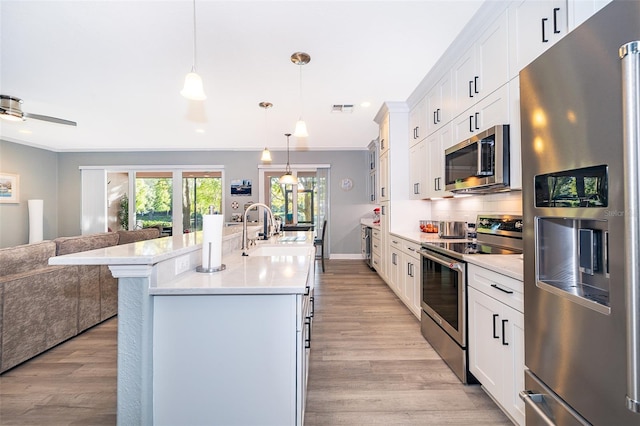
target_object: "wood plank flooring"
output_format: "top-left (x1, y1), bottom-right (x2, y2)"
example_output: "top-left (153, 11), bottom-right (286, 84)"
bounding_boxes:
top-left (0, 259), bottom-right (511, 425)
top-left (304, 260), bottom-right (512, 425)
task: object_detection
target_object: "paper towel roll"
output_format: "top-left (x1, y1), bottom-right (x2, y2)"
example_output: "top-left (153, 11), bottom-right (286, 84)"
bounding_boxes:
top-left (201, 214), bottom-right (223, 269)
top-left (28, 199), bottom-right (44, 244)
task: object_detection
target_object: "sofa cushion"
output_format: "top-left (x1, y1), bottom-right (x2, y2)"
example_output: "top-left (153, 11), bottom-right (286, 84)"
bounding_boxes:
top-left (0, 241), bottom-right (57, 278)
top-left (117, 228), bottom-right (160, 245)
top-left (54, 232), bottom-right (120, 256)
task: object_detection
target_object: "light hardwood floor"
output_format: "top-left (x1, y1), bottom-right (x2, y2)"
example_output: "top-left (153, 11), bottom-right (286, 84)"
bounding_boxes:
top-left (0, 259), bottom-right (511, 425)
top-left (304, 260), bottom-right (512, 425)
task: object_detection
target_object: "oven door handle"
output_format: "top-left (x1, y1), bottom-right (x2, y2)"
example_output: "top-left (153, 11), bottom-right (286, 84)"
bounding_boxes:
top-left (420, 249), bottom-right (464, 272)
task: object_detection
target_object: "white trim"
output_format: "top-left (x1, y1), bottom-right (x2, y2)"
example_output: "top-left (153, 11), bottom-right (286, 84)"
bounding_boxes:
top-left (80, 165), bottom-right (225, 171)
top-left (330, 254), bottom-right (364, 260)
top-left (258, 164), bottom-right (330, 170)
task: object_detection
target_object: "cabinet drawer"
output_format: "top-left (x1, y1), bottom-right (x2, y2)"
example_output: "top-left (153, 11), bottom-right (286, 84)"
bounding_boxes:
top-left (372, 236), bottom-right (381, 256)
top-left (389, 236), bottom-right (402, 250)
top-left (402, 240), bottom-right (421, 260)
top-left (468, 264), bottom-right (523, 313)
top-left (372, 228), bottom-right (381, 240)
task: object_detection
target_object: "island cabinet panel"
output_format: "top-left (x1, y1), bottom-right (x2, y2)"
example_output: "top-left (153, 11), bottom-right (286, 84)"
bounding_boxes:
top-left (153, 293), bottom-right (307, 426)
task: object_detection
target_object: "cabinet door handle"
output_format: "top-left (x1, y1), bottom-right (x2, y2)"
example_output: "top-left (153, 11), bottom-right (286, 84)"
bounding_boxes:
top-left (381, 187), bottom-right (386, 197)
top-left (436, 108), bottom-right (441, 123)
top-left (474, 112), bottom-right (480, 130)
top-left (414, 182), bottom-right (420, 195)
top-left (474, 76), bottom-right (479, 94)
top-left (433, 110), bottom-right (438, 125)
top-left (305, 316), bottom-right (312, 349)
top-left (502, 319), bottom-right (509, 346)
top-left (381, 205), bottom-right (386, 215)
top-left (492, 314), bottom-right (499, 339)
top-left (491, 283), bottom-right (514, 294)
top-left (541, 17), bottom-right (549, 43)
top-left (469, 80), bottom-right (474, 98)
top-left (410, 263), bottom-right (415, 277)
top-left (553, 7), bottom-right (560, 34)
top-left (434, 177), bottom-right (438, 191)
top-left (469, 115), bottom-right (474, 133)
top-left (415, 126), bottom-right (419, 140)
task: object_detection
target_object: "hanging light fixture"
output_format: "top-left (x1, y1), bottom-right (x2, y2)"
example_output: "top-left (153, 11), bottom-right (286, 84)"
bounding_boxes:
top-left (279, 133), bottom-right (298, 185)
top-left (181, 0), bottom-right (206, 100)
top-left (291, 52), bottom-right (310, 138)
top-left (259, 101), bottom-right (273, 162)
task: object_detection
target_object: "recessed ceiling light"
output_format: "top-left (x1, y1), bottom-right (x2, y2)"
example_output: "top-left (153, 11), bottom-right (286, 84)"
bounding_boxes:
top-left (195, 128), bottom-right (205, 134)
top-left (360, 101), bottom-right (371, 108)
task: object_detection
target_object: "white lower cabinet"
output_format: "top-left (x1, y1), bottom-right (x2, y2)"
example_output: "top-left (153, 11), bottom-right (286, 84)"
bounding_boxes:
top-left (152, 271), bottom-right (314, 426)
top-left (468, 264), bottom-right (525, 426)
top-left (386, 235), bottom-right (421, 319)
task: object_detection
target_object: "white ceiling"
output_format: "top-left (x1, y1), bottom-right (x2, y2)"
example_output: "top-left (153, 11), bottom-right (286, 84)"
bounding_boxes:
top-left (0, 0), bottom-right (483, 152)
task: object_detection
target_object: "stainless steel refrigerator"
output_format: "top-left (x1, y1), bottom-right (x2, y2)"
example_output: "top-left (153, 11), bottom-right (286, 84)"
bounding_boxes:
top-left (520, 1), bottom-right (640, 424)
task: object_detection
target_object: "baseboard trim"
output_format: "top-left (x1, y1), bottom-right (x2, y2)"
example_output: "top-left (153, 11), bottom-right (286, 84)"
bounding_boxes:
top-left (329, 254), bottom-right (364, 260)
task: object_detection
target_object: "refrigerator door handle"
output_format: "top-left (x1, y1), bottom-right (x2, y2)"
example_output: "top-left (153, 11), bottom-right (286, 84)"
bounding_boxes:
top-left (519, 391), bottom-right (556, 426)
top-left (620, 40), bottom-right (640, 414)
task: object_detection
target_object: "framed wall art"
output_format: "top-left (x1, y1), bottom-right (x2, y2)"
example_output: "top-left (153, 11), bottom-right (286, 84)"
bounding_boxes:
top-left (0, 173), bottom-right (19, 203)
top-left (230, 179), bottom-right (252, 196)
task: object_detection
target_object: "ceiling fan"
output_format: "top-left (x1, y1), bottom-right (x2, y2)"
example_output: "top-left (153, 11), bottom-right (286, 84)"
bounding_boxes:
top-left (0, 95), bottom-right (77, 126)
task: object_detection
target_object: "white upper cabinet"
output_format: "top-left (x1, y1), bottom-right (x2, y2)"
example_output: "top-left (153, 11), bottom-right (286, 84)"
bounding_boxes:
top-left (426, 72), bottom-right (453, 135)
top-left (427, 124), bottom-right (454, 199)
top-left (568, 0), bottom-right (612, 30)
top-left (379, 114), bottom-right (390, 155)
top-left (509, 0), bottom-right (568, 77)
top-left (409, 97), bottom-right (428, 147)
top-left (452, 83), bottom-right (510, 143)
top-left (409, 139), bottom-right (427, 200)
top-left (453, 10), bottom-right (510, 117)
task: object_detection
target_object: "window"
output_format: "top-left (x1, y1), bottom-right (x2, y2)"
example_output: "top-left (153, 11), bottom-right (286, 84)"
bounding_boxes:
top-left (87, 166), bottom-right (224, 236)
top-left (182, 171), bottom-right (223, 233)
top-left (260, 166), bottom-right (329, 234)
top-left (136, 172), bottom-right (173, 235)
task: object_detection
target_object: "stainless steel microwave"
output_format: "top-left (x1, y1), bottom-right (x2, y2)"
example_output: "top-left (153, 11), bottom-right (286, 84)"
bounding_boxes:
top-left (444, 124), bottom-right (510, 193)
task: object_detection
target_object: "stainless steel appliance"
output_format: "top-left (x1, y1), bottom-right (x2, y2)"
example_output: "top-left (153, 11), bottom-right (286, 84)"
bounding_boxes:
top-left (444, 124), bottom-right (510, 194)
top-left (362, 225), bottom-right (373, 268)
top-left (438, 221), bottom-right (467, 239)
top-left (520, 2), bottom-right (640, 424)
top-left (420, 214), bottom-right (523, 384)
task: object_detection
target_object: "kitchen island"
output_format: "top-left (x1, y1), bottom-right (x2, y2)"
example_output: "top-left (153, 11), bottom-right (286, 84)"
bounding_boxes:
top-left (50, 228), bottom-right (315, 426)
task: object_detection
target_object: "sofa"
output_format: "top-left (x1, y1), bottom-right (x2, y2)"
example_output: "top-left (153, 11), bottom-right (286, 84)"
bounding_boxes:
top-left (0, 228), bottom-right (160, 373)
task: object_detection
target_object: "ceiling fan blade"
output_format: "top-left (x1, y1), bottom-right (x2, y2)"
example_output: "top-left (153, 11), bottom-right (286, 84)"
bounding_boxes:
top-left (24, 112), bottom-right (77, 127)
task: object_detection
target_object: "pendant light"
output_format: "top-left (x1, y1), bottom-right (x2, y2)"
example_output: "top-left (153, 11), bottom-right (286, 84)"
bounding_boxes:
top-left (259, 102), bottom-right (273, 162)
top-left (181, 0), bottom-right (207, 100)
top-left (279, 133), bottom-right (298, 185)
top-left (291, 52), bottom-right (310, 138)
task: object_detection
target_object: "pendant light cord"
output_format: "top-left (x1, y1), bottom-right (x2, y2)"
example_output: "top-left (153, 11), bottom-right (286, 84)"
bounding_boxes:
top-left (192, 0), bottom-right (197, 71)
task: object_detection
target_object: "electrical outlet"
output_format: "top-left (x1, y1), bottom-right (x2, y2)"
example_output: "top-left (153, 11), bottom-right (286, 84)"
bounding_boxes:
top-left (175, 255), bottom-right (191, 275)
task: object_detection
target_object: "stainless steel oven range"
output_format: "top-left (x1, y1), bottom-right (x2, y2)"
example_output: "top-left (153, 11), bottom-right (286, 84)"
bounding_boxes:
top-left (420, 214), bottom-right (523, 383)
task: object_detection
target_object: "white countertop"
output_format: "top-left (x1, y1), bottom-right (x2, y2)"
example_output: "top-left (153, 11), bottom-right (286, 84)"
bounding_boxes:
top-left (360, 218), bottom-right (380, 228)
top-left (389, 230), bottom-right (524, 281)
top-left (50, 229), bottom-right (315, 295)
top-left (49, 225), bottom-right (264, 266)
top-left (151, 244), bottom-right (314, 295)
top-left (463, 254), bottom-right (524, 281)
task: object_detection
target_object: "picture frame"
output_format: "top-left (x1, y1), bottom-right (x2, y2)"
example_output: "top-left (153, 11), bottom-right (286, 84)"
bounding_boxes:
top-left (230, 179), bottom-right (252, 196)
top-left (0, 173), bottom-right (19, 203)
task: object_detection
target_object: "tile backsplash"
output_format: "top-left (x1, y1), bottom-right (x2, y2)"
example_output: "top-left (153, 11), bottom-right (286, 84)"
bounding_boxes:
top-left (430, 191), bottom-right (523, 224)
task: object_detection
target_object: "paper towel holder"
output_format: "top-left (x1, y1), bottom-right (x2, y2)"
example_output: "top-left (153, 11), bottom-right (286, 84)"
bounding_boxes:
top-left (197, 206), bottom-right (226, 273)
top-left (197, 240), bottom-right (227, 273)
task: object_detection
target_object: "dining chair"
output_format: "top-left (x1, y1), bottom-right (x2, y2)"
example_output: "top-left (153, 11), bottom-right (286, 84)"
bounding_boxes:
top-left (314, 219), bottom-right (327, 272)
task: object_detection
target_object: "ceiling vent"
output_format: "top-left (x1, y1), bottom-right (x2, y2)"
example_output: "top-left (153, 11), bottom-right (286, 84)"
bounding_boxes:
top-left (331, 104), bottom-right (354, 113)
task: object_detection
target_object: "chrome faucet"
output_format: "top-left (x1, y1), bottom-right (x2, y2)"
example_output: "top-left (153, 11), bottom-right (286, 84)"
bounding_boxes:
top-left (242, 203), bottom-right (275, 256)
